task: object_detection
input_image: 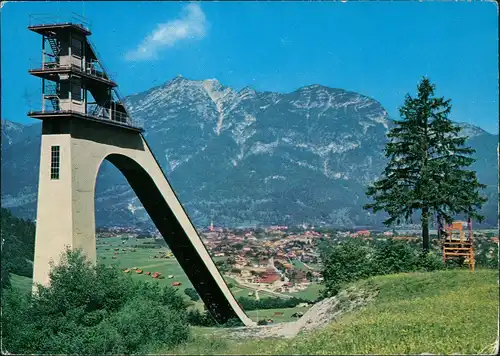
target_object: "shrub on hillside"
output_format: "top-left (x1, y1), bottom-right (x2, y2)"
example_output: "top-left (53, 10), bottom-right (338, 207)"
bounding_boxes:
top-left (320, 239), bottom-right (447, 297)
top-left (321, 239), bottom-right (374, 297)
top-left (475, 240), bottom-right (499, 269)
top-left (371, 239), bottom-right (419, 275)
top-left (417, 250), bottom-right (446, 272)
top-left (108, 298), bottom-right (189, 353)
top-left (1, 248), bottom-right (12, 289)
top-left (1, 208), bottom-right (36, 285)
top-left (184, 287), bottom-right (200, 301)
top-left (236, 296), bottom-right (311, 311)
top-left (1, 249), bottom-right (190, 354)
top-left (221, 317), bottom-right (244, 328)
top-left (186, 308), bottom-right (218, 327)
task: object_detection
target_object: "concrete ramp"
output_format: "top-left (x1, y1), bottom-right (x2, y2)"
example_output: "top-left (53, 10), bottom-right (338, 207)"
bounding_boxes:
top-left (33, 117), bottom-right (255, 326)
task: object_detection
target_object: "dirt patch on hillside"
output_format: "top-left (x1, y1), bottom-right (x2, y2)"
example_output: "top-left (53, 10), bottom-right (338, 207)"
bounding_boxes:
top-left (223, 282), bottom-right (379, 339)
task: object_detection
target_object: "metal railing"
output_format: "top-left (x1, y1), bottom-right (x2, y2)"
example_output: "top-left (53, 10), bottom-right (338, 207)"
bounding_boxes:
top-left (29, 60), bottom-right (117, 82)
top-left (44, 82), bottom-right (58, 95)
top-left (87, 103), bottom-right (108, 118)
top-left (86, 61), bottom-right (116, 81)
top-left (87, 38), bottom-right (110, 78)
top-left (86, 38), bottom-right (129, 117)
top-left (27, 99), bottom-right (144, 130)
top-left (85, 101), bottom-right (144, 130)
top-left (43, 52), bottom-right (58, 63)
top-left (28, 12), bottom-right (92, 32)
top-left (85, 103), bottom-right (144, 130)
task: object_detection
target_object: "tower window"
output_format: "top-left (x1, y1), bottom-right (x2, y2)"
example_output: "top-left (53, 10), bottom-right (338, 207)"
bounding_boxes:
top-left (71, 78), bottom-right (82, 101)
top-left (71, 37), bottom-right (82, 57)
top-left (50, 146), bottom-right (60, 180)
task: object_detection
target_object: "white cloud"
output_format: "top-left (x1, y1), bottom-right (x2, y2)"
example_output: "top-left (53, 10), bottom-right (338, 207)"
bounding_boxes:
top-left (125, 3), bottom-right (208, 61)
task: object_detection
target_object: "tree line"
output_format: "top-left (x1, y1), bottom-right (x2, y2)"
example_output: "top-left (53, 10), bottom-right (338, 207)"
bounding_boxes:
top-left (1, 208), bottom-right (36, 288)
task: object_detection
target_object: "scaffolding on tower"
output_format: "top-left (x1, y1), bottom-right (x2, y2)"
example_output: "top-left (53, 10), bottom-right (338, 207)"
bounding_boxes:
top-left (26, 12), bottom-right (143, 132)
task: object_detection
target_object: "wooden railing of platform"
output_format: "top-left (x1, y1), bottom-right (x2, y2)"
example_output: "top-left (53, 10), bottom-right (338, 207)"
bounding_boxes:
top-left (442, 221), bottom-right (475, 271)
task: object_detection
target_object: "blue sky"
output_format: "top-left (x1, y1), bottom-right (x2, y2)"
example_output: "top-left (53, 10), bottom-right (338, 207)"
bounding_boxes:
top-left (1, 1), bottom-right (498, 133)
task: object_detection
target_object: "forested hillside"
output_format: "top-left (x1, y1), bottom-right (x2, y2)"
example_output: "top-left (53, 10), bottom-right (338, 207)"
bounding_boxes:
top-left (1, 208), bottom-right (36, 288)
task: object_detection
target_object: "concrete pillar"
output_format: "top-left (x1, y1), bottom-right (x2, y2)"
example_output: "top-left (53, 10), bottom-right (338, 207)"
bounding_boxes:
top-left (33, 133), bottom-right (76, 286)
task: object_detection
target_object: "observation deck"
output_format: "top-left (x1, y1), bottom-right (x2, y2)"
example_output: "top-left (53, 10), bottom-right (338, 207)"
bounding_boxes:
top-left (27, 13), bottom-right (143, 133)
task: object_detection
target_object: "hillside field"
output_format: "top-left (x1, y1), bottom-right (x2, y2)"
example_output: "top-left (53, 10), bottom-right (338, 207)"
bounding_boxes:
top-left (10, 236), bottom-right (320, 323)
top-left (95, 236), bottom-right (321, 307)
top-left (175, 269), bottom-right (499, 355)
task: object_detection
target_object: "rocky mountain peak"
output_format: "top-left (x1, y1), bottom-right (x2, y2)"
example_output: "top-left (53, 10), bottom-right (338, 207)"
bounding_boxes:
top-left (456, 122), bottom-right (490, 138)
top-left (1, 119), bottom-right (25, 146)
top-left (1, 78), bottom-right (497, 230)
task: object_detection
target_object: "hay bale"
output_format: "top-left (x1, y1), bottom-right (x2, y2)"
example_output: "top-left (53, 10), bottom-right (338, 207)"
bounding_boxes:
top-left (145, 271), bottom-right (151, 275)
top-left (135, 269), bottom-right (143, 274)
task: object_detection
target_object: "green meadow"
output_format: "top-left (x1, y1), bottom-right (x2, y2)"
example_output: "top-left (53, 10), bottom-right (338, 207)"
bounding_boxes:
top-left (96, 236), bottom-right (322, 305)
top-left (174, 268), bottom-right (499, 355)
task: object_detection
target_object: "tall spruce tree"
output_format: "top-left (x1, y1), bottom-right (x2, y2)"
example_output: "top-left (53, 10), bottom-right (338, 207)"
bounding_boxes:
top-left (364, 78), bottom-right (487, 253)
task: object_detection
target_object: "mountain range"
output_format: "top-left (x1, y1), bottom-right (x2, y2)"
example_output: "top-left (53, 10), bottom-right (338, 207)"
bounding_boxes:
top-left (1, 77), bottom-right (498, 229)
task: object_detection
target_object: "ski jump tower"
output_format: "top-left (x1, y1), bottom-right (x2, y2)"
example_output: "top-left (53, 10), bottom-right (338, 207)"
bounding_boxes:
top-left (27, 15), bottom-right (254, 326)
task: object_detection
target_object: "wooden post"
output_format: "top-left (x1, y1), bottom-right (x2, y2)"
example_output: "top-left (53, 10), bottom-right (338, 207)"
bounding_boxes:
top-left (468, 217), bottom-right (474, 271)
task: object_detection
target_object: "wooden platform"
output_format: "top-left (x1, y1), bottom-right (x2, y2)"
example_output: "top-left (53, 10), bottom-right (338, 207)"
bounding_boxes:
top-left (442, 239), bottom-right (475, 271)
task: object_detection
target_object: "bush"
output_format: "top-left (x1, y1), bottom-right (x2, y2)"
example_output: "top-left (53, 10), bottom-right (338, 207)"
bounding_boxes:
top-left (186, 308), bottom-right (217, 327)
top-left (1, 208), bottom-right (36, 285)
top-left (109, 297), bottom-right (189, 353)
top-left (321, 239), bottom-right (373, 297)
top-left (475, 240), bottom-right (499, 269)
top-left (372, 239), bottom-right (419, 275)
top-left (257, 319), bottom-right (268, 325)
top-left (417, 250), bottom-right (446, 272)
top-left (1, 250), bottom-right (12, 289)
top-left (321, 238), bottom-right (448, 297)
top-left (237, 296), bottom-right (312, 311)
top-left (221, 317), bottom-right (244, 328)
top-left (184, 287), bottom-right (200, 301)
top-left (1, 248), bottom-right (191, 354)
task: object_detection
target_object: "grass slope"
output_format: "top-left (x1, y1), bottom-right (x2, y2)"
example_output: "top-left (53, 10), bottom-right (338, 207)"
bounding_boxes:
top-left (179, 269), bottom-right (499, 355)
top-left (9, 274), bottom-right (32, 295)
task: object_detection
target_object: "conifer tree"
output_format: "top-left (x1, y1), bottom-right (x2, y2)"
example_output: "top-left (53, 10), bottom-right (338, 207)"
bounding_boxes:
top-left (364, 78), bottom-right (487, 253)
